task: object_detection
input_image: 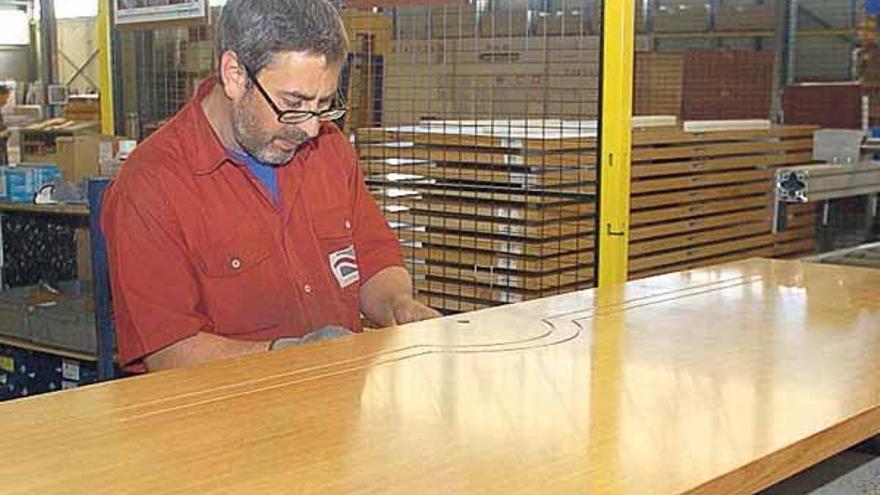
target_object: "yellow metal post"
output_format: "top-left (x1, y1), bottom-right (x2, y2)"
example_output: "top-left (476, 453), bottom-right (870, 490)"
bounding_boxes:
top-left (97, 0), bottom-right (115, 135)
top-left (597, 0), bottom-right (635, 286)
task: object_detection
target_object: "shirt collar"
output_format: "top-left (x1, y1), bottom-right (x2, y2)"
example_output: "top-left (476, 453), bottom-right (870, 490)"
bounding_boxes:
top-left (188, 76), bottom-right (233, 175)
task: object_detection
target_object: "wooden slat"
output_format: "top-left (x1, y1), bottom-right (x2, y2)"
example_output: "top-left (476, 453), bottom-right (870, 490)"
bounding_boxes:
top-left (631, 139), bottom-right (812, 162)
top-left (629, 221), bottom-right (772, 257)
top-left (629, 247), bottom-right (775, 279)
top-left (390, 211), bottom-right (595, 238)
top-left (414, 278), bottom-right (589, 305)
top-left (630, 169), bottom-right (772, 194)
top-left (629, 234), bottom-right (775, 272)
top-left (417, 293), bottom-right (494, 313)
top-left (631, 182), bottom-right (770, 209)
top-left (403, 244), bottom-right (593, 272)
top-left (358, 145), bottom-right (600, 168)
top-left (773, 238), bottom-right (817, 258)
top-left (630, 124), bottom-right (817, 145)
top-left (400, 230), bottom-right (594, 257)
top-left (363, 162), bottom-right (595, 187)
top-left (381, 195), bottom-right (595, 221)
top-left (631, 196), bottom-right (770, 225)
top-left (372, 186), bottom-right (594, 206)
top-left (408, 262), bottom-right (594, 290)
top-left (356, 127), bottom-right (599, 151)
top-left (630, 207), bottom-right (770, 241)
top-left (631, 152), bottom-right (813, 178)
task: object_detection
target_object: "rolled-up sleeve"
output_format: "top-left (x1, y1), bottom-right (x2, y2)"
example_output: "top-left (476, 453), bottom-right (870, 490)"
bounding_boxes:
top-left (345, 145), bottom-right (404, 284)
top-left (101, 170), bottom-right (211, 372)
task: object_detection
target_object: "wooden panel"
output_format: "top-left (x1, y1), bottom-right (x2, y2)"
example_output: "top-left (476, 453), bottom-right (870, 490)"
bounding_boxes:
top-left (409, 262), bottom-right (594, 290)
top-left (630, 170), bottom-right (772, 194)
top-left (415, 278), bottom-right (591, 305)
top-left (404, 244), bottom-right (593, 272)
top-left (629, 221), bottom-right (772, 257)
top-left (400, 230), bottom-right (593, 256)
top-left (3, 261), bottom-right (880, 494)
top-left (631, 152), bottom-right (813, 179)
top-left (631, 196), bottom-right (771, 225)
top-left (382, 195), bottom-right (594, 221)
top-left (631, 139), bottom-right (811, 162)
top-left (362, 161), bottom-right (594, 187)
top-left (630, 183), bottom-right (770, 209)
top-left (359, 145), bottom-right (599, 168)
top-left (390, 211), bottom-right (594, 238)
top-left (629, 235), bottom-right (776, 272)
top-left (629, 248), bottom-right (776, 279)
top-left (630, 208), bottom-right (770, 241)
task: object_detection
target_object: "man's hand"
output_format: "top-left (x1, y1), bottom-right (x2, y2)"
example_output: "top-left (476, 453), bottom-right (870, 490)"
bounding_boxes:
top-left (391, 294), bottom-right (441, 325)
top-left (360, 266), bottom-right (442, 327)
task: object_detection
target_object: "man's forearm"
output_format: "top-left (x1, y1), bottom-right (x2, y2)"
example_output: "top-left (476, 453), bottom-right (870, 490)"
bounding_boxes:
top-left (144, 332), bottom-right (270, 372)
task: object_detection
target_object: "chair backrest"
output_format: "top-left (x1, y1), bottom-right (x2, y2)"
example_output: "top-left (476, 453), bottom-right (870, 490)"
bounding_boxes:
top-left (86, 178), bottom-right (116, 381)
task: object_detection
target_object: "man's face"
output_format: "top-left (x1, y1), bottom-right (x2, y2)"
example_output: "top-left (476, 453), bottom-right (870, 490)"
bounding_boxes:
top-left (0, 93), bottom-right (10, 108)
top-left (231, 52), bottom-right (341, 165)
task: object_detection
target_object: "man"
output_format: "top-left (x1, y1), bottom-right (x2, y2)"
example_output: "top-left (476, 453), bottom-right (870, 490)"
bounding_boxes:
top-left (0, 85), bottom-right (10, 165)
top-left (102, 0), bottom-right (439, 373)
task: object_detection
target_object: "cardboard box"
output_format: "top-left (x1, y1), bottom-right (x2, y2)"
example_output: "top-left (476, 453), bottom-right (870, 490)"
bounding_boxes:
top-left (54, 135), bottom-right (127, 185)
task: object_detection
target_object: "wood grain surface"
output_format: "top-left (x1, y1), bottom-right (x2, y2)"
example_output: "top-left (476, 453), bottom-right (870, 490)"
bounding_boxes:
top-left (2, 258), bottom-right (879, 494)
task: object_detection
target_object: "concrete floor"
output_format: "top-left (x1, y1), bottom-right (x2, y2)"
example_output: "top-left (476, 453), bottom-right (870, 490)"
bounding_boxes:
top-left (761, 448), bottom-right (880, 494)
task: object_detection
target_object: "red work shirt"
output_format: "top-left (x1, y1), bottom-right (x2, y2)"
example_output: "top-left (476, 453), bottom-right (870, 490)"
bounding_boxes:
top-left (102, 78), bottom-right (402, 372)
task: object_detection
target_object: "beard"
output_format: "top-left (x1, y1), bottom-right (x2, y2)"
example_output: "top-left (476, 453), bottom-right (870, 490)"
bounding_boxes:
top-left (231, 95), bottom-right (310, 165)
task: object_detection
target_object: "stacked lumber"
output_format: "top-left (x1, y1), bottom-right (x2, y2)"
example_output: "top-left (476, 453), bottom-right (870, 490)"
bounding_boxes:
top-left (357, 120), bottom-right (819, 311)
top-left (628, 123), bottom-right (818, 279)
top-left (356, 120), bottom-right (601, 312)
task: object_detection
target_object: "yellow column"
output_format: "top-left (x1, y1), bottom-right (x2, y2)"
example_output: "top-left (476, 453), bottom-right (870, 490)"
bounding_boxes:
top-left (597, 0), bottom-right (635, 286)
top-left (97, 0), bottom-right (115, 135)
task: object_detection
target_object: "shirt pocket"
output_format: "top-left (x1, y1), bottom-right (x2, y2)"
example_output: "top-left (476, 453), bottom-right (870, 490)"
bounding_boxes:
top-left (312, 208), bottom-right (361, 297)
top-left (196, 233), bottom-right (285, 335)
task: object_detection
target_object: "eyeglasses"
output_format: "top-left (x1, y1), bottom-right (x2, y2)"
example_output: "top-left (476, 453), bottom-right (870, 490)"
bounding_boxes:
top-left (243, 65), bottom-right (346, 125)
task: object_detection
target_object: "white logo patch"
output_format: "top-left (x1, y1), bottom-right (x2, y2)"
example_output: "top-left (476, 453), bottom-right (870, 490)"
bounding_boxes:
top-left (329, 245), bottom-right (360, 288)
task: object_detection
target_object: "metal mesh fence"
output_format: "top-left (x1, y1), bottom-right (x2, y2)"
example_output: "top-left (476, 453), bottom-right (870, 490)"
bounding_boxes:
top-left (115, 1), bottom-right (603, 313)
top-left (113, 1), bottom-right (867, 296)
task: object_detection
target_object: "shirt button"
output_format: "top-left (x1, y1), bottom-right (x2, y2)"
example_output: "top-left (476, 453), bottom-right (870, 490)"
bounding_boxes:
top-left (344, 220), bottom-right (352, 229)
top-left (230, 257), bottom-right (242, 270)
top-left (304, 284), bottom-right (313, 294)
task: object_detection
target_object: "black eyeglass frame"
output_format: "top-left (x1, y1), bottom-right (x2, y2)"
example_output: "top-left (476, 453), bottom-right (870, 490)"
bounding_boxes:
top-left (243, 65), bottom-right (347, 125)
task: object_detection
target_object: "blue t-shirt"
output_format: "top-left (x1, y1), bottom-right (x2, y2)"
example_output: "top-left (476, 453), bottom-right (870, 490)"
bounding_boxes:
top-left (232, 150), bottom-right (280, 205)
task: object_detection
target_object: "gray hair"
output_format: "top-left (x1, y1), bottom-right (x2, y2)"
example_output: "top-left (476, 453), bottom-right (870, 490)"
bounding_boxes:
top-left (216, 0), bottom-right (349, 77)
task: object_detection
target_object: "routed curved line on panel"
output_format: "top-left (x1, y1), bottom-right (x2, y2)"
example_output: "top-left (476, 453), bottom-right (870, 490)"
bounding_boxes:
top-left (118, 273), bottom-right (765, 422)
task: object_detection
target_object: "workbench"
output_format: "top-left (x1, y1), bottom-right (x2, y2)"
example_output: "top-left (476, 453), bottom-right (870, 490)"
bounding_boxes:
top-left (1, 258), bottom-right (879, 494)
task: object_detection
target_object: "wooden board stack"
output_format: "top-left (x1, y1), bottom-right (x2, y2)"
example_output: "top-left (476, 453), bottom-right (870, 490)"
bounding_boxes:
top-left (356, 120), bottom-right (600, 313)
top-left (356, 119), bottom-right (819, 311)
top-left (627, 122), bottom-right (819, 279)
